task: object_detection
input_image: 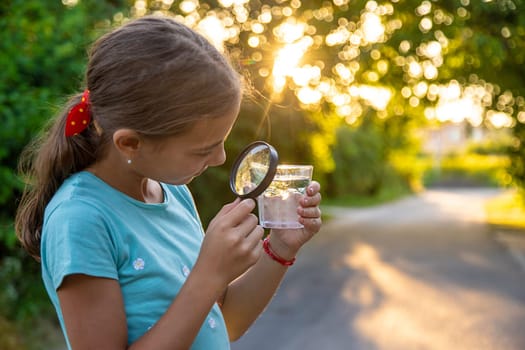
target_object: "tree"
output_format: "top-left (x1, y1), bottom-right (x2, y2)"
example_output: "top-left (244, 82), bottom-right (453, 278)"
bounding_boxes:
top-left (136, 0), bottom-right (524, 200)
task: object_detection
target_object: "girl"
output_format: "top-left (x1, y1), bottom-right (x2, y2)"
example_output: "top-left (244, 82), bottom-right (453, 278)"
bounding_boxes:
top-left (15, 15), bottom-right (322, 349)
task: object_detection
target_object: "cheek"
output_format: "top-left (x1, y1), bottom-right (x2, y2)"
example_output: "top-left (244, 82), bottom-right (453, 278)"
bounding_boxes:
top-left (179, 155), bottom-right (206, 172)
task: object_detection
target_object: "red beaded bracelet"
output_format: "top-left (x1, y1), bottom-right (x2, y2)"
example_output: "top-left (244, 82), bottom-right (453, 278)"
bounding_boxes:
top-left (263, 237), bottom-right (296, 266)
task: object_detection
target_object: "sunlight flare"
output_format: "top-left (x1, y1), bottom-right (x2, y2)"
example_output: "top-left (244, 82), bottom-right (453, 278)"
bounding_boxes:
top-left (272, 37), bottom-right (313, 92)
top-left (362, 12), bottom-right (384, 43)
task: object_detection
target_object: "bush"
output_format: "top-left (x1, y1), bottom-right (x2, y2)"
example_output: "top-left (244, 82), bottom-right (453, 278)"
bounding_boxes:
top-left (326, 118), bottom-right (418, 200)
top-left (423, 153), bottom-right (510, 187)
top-left (327, 125), bottom-right (385, 196)
top-left (0, 1), bottom-right (126, 346)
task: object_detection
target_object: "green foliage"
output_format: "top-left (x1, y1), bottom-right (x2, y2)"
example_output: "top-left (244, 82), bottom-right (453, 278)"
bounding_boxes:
top-left (423, 153), bottom-right (510, 188)
top-left (326, 114), bottom-right (417, 200)
top-left (0, 0), bottom-right (125, 217)
top-left (466, 130), bottom-right (515, 155)
top-left (0, 220), bottom-right (59, 349)
top-left (437, 1), bottom-right (525, 198)
top-left (0, 223), bottom-right (51, 306)
top-left (131, 0), bottom-right (525, 204)
top-left (0, 0), bottom-right (127, 345)
top-left (328, 124), bottom-right (385, 196)
top-left (486, 189), bottom-right (525, 230)
top-left (508, 121), bottom-right (525, 190)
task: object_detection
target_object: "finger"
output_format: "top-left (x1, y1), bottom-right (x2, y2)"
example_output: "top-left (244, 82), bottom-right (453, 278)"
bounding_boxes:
top-left (245, 232), bottom-right (264, 263)
top-left (235, 213), bottom-right (260, 236)
top-left (245, 226), bottom-right (264, 248)
top-left (298, 206), bottom-right (321, 219)
top-left (225, 199), bottom-right (257, 226)
top-left (299, 217), bottom-right (322, 234)
top-left (306, 181), bottom-right (321, 196)
top-left (301, 193), bottom-right (322, 207)
top-left (233, 225), bottom-right (263, 265)
top-left (216, 197), bottom-right (242, 217)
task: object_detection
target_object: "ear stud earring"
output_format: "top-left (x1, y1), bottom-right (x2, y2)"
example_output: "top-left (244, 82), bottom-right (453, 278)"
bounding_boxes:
top-left (127, 159), bottom-right (132, 164)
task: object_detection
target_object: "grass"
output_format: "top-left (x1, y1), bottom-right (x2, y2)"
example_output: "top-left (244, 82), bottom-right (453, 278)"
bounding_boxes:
top-left (485, 189), bottom-right (525, 230)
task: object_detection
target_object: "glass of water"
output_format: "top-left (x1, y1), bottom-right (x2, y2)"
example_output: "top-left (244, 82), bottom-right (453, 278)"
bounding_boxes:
top-left (257, 164), bottom-right (313, 229)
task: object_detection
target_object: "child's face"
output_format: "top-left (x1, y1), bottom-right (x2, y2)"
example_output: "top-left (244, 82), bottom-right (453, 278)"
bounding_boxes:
top-left (134, 106), bottom-right (239, 185)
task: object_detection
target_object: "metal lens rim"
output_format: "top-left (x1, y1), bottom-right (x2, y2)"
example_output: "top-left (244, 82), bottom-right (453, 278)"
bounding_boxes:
top-left (229, 141), bottom-right (279, 199)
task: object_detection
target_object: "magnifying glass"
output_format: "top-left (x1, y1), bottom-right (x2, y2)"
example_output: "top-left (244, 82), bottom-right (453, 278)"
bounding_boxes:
top-left (229, 141), bottom-right (279, 199)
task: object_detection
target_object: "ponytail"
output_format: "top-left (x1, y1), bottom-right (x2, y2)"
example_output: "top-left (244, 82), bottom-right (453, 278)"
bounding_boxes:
top-left (15, 93), bottom-right (100, 261)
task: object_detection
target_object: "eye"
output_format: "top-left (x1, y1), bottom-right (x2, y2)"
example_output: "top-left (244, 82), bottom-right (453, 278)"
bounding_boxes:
top-left (194, 149), bottom-right (214, 157)
top-left (194, 143), bottom-right (223, 157)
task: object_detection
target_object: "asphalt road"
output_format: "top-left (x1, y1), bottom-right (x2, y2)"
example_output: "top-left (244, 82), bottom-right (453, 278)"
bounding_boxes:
top-left (231, 188), bottom-right (525, 350)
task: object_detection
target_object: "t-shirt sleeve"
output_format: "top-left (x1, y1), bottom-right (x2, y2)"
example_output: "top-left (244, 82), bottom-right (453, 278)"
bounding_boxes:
top-left (42, 200), bottom-right (119, 290)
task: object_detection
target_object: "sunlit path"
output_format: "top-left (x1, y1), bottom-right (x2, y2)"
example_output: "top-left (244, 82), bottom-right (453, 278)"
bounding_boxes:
top-left (232, 188), bottom-right (525, 350)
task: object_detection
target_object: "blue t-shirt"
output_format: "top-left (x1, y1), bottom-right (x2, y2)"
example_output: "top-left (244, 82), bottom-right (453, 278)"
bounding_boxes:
top-left (41, 171), bottom-right (230, 349)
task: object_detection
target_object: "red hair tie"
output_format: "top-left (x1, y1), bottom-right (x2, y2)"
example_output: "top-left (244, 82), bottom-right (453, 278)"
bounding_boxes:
top-left (65, 89), bottom-right (91, 137)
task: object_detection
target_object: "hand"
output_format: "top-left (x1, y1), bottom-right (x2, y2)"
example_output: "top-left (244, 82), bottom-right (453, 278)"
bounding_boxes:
top-left (268, 181), bottom-right (322, 260)
top-left (196, 198), bottom-right (264, 289)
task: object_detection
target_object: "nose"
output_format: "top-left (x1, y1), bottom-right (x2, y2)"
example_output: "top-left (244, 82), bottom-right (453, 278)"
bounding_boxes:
top-left (208, 146), bottom-right (226, 167)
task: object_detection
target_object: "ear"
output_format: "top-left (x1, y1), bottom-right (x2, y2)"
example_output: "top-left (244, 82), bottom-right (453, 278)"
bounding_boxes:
top-left (113, 129), bottom-right (142, 159)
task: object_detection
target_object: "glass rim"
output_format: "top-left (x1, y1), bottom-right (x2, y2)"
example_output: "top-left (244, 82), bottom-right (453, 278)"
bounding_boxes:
top-left (276, 164), bottom-right (313, 170)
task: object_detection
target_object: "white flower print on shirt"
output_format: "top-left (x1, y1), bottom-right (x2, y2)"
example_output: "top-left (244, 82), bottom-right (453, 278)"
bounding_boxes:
top-left (133, 258), bottom-right (145, 270)
top-left (182, 265), bottom-right (190, 277)
top-left (208, 317), bottom-right (217, 329)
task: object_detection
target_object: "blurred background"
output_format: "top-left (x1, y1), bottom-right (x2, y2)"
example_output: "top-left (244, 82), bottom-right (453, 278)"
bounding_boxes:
top-left (1, 0), bottom-right (525, 349)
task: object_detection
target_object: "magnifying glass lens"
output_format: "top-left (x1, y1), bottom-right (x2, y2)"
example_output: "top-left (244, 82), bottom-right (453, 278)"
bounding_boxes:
top-left (230, 141), bottom-right (278, 199)
top-left (234, 145), bottom-right (269, 194)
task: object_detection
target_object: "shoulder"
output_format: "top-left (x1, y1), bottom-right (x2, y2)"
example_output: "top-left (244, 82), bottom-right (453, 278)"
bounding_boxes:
top-left (44, 174), bottom-right (107, 227)
top-left (45, 198), bottom-right (105, 231)
top-left (42, 192), bottom-right (112, 251)
top-left (46, 172), bottom-right (104, 211)
top-left (42, 173), bottom-right (119, 254)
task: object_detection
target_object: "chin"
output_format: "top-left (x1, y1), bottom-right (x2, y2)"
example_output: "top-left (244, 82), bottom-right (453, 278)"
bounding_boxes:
top-left (164, 172), bottom-right (199, 186)
top-left (160, 177), bottom-right (191, 186)
top-left (178, 175), bottom-right (196, 185)
top-left (183, 177), bottom-right (195, 184)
